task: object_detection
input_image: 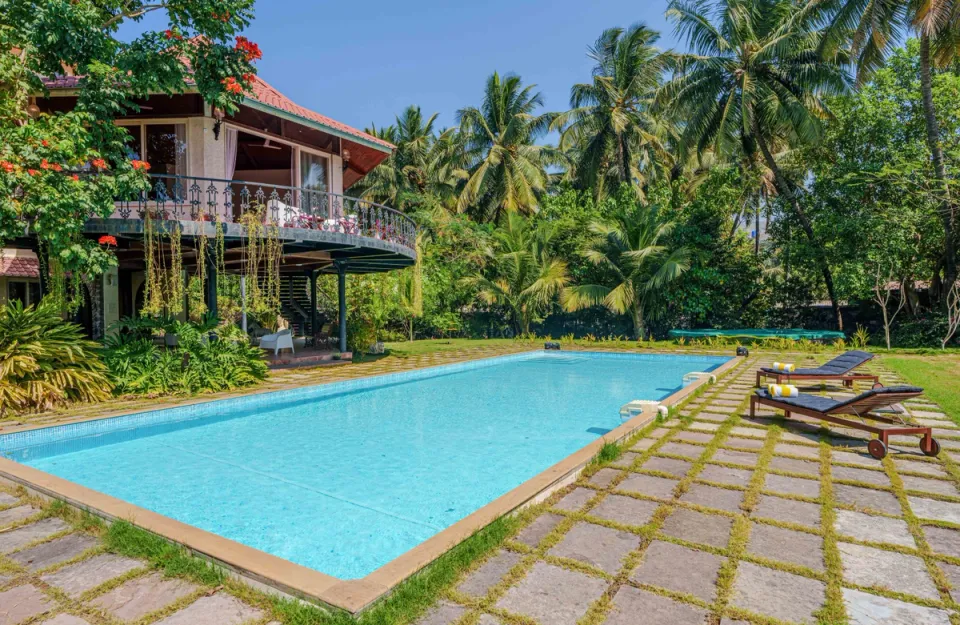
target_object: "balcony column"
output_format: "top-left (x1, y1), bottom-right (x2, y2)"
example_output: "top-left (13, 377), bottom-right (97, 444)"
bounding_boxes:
top-left (204, 247), bottom-right (218, 319)
top-left (337, 262), bottom-right (347, 353)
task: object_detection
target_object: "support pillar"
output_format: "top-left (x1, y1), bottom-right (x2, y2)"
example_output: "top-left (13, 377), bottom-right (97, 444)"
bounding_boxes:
top-left (337, 263), bottom-right (347, 353)
top-left (204, 250), bottom-right (218, 320)
top-left (308, 269), bottom-right (318, 342)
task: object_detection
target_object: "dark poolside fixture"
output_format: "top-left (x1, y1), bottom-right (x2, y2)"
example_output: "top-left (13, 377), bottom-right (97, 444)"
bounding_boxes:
top-left (737, 346), bottom-right (749, 356)
top-left (545, 341), bottom-right (561, 350)
top-left (212, 106), bottom-right (225, 141)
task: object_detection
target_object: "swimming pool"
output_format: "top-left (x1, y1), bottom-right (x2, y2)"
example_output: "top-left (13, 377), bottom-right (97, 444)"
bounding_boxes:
top-left (0, 351), bottom-right (729, 581)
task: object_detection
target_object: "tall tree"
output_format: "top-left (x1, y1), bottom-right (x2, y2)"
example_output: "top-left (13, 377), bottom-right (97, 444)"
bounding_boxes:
top-left (0, 1), bottom-right (259, 280)
top-left (563, 200), bottom-right (690, 339)
top-left (466, 213), bottom-right (569, 335)
top-left (821, 0), bottom-right (960, 300)
top-left (457, 73), bottom-right (558, 222)
top-left (360, 106), bottom-right (466, 212)
top-left (662, 0), bottom-right (850, 328)
top-left (553, 23), bottom-right (676, 201)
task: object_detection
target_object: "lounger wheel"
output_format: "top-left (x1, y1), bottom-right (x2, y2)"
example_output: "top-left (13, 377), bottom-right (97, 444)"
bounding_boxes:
top-left (922, 438), bottom-right (941, 458)
top-left (868, 439), bottom-right (888, 460)
top-left (871, 382), bottom-right (884, 390)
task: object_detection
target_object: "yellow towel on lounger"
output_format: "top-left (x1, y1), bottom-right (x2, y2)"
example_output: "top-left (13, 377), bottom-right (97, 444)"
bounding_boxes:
top-left (772, 362), bottom-right (795, 373)
top-left (767, 384), bottom-right (799, 398)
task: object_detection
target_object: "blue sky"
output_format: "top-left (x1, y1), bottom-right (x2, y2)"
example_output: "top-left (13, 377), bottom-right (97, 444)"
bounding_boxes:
top-left (121, 0), bottom-right (683, 133)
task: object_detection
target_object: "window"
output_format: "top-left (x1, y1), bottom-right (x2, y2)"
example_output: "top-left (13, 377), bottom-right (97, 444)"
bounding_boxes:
top-left (299, 151), bottom-right (328, 191)
top-left (7, 281), bottom-right (40, 306)
top-left (120, 123), bottom-right (187, 175)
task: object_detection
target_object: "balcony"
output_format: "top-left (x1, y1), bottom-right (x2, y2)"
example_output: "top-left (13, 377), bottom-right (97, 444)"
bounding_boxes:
top-left (98, 174), bottom-right (417, 260)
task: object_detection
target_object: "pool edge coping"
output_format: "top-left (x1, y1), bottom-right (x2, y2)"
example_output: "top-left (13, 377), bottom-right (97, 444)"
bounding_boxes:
top-left (0, 351), bottom-right (743, 615)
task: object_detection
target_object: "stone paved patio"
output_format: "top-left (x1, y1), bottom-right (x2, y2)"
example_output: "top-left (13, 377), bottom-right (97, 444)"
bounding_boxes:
top-left (416, 353), bottom-right (960, 625)
top-left (3, 348), bottom-right (960, 625)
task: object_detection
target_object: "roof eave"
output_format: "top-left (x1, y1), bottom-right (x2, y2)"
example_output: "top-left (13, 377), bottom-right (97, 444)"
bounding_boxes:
top-left (242, 98), bottom-right (394, 155)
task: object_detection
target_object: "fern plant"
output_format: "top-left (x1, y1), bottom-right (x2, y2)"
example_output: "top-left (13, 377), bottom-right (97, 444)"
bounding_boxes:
top-left (0, 299), bottom-right (112, 415)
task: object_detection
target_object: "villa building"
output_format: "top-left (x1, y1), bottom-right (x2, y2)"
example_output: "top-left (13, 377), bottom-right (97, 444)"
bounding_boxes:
top-left (4, 73), bottom-right (415, 352)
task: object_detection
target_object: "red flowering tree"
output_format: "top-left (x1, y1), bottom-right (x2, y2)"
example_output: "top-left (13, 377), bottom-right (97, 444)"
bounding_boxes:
top-left (0, 1), bottom-right (261, 279)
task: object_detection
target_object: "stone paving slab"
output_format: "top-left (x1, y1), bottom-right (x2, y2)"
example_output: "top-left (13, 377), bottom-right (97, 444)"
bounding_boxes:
top-left (495, 562), bottom-right (607, 625)
top-left (605, 586), bottom-right (709, 625)
top-left (0, 492), bottom-right (19, 507)
top-left (10, 534), bottom-right (99, 572)
top-left (924, 526), bottom-right (960, 558)
top-left (457, 550), bottom-right (522, 597)
top-left (834, 510), bottom-right (915, 547)
top-left (838, 542), bottom-right (939, 600)
top-left (659, 442), bottom-right (704, 460)
top-left (0, 584), bottom-right (56, 625)
top-left (900, 475), bottom-right (958, 497)
top-left (41, 554), bottom-right (143, 598)
top-left (413, 601), bottom-right (466, 625)
top-left (0, 505), bottom-right (41, 527)
top-left (553, 487), bottom-right (596, 512)
top-left (711, 449), bottom-right (759, 467)
top-left (643, 455), bottom-right (695, 477)
top-left (90, 573), bottom-right (200, 621)
top-left (698, 465), bottom-right (754, 487)
top-left (512, 513), bottom-right (564, 548)
top-left (548, 522), bottom-right (639, 574)
top-left (764, 474), bottom-right (820, 498)
top-left (748, 523), bottom-right (824, 571)
top-left (588, 468), bottom-right (621, 488)
top-left (832, 465), bottom-right (891, 487)
top-left (680, 483), bottom-right (744, 513)
top-left (0, 518), bottom-right (70, 554)
top-left (769, 456), bottom-right (820, 477)
top-left (152, 594), bottom-right (263, 625)
top-left (618, 474), bottom-right (678, 499)
top-left (775, 443), bottom-right (822, 459)
top-left (908, 496), bottom-right (960, 524)
top-left (661, 508), bottom-right (733, 549)
top-left (730, 561), bottom-right (826, 624)
top-left (631, 540), bottom-right (724, 602)
top-left (589, 494), bottom-right (659, 527)
top-left (843, 587), bottom-right (952, 625)
top-left (834, 485), bottom-right (902, 515)
top-left (753, 495), bottom-right (823, 528)
top-left (45, 615), bottom-right (94, 625)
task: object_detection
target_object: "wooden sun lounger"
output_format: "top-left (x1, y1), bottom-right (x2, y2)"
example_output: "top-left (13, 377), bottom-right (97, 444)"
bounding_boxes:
top-left (750, 385), bottom-right (938, 459)
top-left (755, 350), bottom-right (880, 387)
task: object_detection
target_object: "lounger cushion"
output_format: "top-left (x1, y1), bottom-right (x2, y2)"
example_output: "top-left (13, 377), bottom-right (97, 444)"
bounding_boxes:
top-left (755, 385), bottom-right (923, 413)
top-left (760, 350), bottom-right (873, 376)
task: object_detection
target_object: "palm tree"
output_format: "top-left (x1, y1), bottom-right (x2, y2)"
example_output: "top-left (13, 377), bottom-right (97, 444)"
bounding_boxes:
top-left (562, 202), bottom-right (690, 340)
top-left (553, 23), bottom-right (677, 201)
top-left (359, 106), bottom-right (467, 212)
top-left (466, 213), bottom-right (569, 335)
top-left (457, 73), bottom-right (558, 222)
top-left (397, 234), bottom-right (424, 341)
top-left (821, 0), bottom-right (960, 299)
top-left (661, 0), bottom-right (850, 328)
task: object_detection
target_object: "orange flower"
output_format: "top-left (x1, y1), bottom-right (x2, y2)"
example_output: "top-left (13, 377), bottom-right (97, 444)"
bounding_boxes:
top-left (92, 158), bottom-right (108, 170)
top-left (241, 73), bottom-right (256, 84)
top-left (222, 76), bottom-right (243, 94)
top-left (27, 169), bottom-right (38, 176)
top-left (0, 161), bottom-right (13, 173)
top-left (98, 235), bottom-right (118, 246)
top-left (234, 36), bottom-right (262, 61)
top-left (40, 158), bottom-right (50, 169)
top-left (52, 163), bottom-right (62, 172)
top-left (41, 139), bottom-right (49, 147)
top-left (131, 160), bottom-right (151, 171)
top-left (71, 174), bottom-right (80, 181)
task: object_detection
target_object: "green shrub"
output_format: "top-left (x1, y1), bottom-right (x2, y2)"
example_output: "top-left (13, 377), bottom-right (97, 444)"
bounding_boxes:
top-left (0, 299), bottom-right (112, 415)
top-left (102, 318), bottom-right (267, 396)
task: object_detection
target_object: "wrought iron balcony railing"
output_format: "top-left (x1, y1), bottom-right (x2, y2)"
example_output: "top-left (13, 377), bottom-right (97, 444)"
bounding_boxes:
top-left (110, 174), bottom-right (417, 251)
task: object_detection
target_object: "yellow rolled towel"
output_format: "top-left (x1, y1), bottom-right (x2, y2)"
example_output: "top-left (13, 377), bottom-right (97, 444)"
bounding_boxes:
top-left (772, 362), bottom-right (795, 373)
top-left (767, 384), bottom-right (799, 397)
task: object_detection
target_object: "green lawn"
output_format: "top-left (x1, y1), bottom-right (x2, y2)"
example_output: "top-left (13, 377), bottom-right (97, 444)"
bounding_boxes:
top-left (383, 337), bottom-right (536, 357)
top-left (883, 354), bottom-right (960, 423)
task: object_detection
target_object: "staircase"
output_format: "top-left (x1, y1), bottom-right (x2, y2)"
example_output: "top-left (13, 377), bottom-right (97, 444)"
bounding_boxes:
top-left (277, 274), bottom-right (315, 337)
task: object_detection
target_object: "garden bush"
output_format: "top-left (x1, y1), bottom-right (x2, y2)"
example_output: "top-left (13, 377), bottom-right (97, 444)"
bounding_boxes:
top-left (0, 299), bottom-right (112, 415)
top-left (102, 318), bottom-right (267, 396)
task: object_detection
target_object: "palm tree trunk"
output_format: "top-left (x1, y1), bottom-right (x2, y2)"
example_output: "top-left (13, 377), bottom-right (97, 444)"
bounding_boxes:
top-left (751, 116), bottom-right (843, 330)
top-left (919, 34), bottom-right (957, 302)
top-left (632, 305), bottom-right (644, 341)
top-left (754, 195), bottom-right (761, 255)
top-left (620, 136), bottom-right (631, 186)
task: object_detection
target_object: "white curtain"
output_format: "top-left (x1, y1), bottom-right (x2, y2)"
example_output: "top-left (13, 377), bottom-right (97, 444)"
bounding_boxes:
top-left (224, 127), bottom-right (238, 180)
top-left (175, 124), bottom-right (188, 176)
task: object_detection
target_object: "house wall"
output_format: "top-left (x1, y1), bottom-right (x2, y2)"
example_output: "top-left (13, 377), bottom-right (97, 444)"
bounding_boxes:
top-left (102, 265), bottom-right (119, 334)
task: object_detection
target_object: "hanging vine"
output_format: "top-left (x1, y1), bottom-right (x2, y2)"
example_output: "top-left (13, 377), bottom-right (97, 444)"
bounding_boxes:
top-left (141, 211), bottom-right (164, 317)
top-left (168, 224), bottom-right (184, 315)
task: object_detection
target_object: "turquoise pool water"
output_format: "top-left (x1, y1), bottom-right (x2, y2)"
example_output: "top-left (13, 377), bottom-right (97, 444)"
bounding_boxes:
top-left (0, 351), bottom-right (728, 579)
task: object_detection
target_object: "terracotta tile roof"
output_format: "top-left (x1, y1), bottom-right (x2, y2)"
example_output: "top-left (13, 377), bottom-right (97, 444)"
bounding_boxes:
top-left (0, 255), bottom-right (40, 278)
top-left (41, 74), bottom-right (393, 152)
